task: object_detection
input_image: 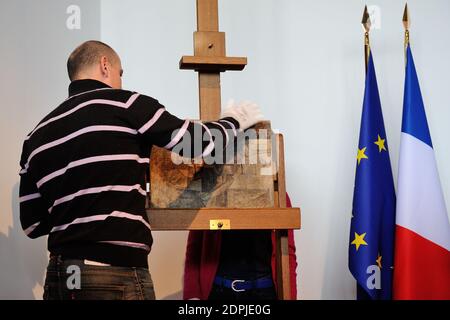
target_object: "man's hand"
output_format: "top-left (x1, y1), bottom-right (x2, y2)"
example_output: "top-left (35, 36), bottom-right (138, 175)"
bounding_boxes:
top-left (221, 99), bottom-right (264, 131)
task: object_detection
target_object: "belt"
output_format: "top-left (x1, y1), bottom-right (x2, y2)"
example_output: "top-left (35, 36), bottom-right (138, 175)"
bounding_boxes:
top-left (214, 276), bottom-right (273, 292)
top-left (50, 254), bottom-right (111, 266)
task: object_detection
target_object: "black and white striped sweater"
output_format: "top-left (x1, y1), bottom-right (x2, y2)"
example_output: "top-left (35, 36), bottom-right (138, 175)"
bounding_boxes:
top-left (19, 79), bottom-right (239, 267)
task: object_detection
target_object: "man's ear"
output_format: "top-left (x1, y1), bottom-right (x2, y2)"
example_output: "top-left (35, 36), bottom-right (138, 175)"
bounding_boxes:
top-left (100, 56), bottom-right (109, 78)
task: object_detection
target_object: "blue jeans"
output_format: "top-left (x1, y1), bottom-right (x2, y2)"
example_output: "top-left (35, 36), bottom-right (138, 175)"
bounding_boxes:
top-left (43, 255), bottom-right (155, 300)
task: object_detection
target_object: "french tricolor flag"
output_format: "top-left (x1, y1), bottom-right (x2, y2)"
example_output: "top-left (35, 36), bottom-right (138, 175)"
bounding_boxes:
top-left (393, 45), bottom-right (450, 300)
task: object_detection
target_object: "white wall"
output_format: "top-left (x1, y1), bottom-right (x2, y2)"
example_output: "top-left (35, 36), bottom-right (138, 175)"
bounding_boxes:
top-left (102, 0), bottom-right (450, 300)
top-left (0, 0), bottom-right (448, 300)
top-left (0, 0), bottom-right (101, 299)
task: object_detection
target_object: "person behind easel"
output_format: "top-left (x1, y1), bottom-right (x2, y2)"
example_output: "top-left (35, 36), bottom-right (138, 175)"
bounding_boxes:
top-left (183, 193), bottom-right (298, 300)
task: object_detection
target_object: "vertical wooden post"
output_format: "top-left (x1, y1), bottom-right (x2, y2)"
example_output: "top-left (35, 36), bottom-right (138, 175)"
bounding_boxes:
top-left (197, 0), bottom-right (219, 31)
top-left (198, 74), bottom-right (221, 121)
top-left (196, 0), bottom-right (222, 120)
top-left (274, 134), bottom-right (292, 300)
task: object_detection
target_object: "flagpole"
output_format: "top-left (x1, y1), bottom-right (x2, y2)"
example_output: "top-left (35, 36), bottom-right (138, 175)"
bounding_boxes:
top-left (351, 6), bottom-right (397, 300)
top-left (403, 3), bottom-right (410, 63)
top-left (362, 5), bottom-right (372, 74)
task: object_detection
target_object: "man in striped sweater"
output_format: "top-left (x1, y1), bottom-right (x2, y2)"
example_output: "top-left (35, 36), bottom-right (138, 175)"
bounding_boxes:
top-left (19, 40), bottom-right (262, 300)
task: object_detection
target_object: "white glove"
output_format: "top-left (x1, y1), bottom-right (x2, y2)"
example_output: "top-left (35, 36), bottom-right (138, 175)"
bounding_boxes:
top-left (220, 99), bottom-right (264, 131)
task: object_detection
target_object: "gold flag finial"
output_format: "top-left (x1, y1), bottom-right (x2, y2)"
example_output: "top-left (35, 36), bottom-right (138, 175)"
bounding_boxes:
top-left (362, 5), bottom-right (371, 73)
top-left (403, 3), bottom-right (410, 31)
top-left (362, 5), bottom-right (372, 33)
top-left (403, 3), bottom-right (410, 59)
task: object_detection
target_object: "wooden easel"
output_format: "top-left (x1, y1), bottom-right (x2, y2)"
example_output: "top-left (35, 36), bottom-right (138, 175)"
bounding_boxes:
top-left (147, 0), bottom-right (301, 300)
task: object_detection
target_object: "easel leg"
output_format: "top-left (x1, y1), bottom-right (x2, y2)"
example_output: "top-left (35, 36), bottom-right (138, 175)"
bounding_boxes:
top-left (275, 230), bottom-right (292, 300)
top-left (274, 134), bottom-right (292, 300)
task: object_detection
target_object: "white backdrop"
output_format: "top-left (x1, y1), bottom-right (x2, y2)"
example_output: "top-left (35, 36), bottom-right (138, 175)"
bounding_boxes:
top-left (0, 0), bottom-right (448, 300)
top-left (0, 0), bottom-right (101, 299)
top-left (101, 0), bottom-right (450, 300)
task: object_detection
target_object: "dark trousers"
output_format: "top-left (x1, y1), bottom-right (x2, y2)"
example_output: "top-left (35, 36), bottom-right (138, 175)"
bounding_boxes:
top-left (43, 255), bottom-right (155, 300)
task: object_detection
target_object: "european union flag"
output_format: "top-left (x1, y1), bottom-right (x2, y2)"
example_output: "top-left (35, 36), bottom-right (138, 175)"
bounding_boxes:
top-left (349, 52), bottom-right (396, 300)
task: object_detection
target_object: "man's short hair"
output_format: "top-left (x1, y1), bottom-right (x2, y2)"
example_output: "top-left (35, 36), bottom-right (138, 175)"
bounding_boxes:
top-left (67, 40), bottom-right (118, 81)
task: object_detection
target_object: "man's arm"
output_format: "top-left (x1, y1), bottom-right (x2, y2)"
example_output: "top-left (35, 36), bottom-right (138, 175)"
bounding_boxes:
top-left (126, 95), bottom-right (262, 159)
top-left (19, 149), bottom-right (51, 238)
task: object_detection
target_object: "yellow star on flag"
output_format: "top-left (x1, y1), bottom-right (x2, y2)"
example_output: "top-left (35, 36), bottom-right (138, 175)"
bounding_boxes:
top-left (376, 253), bottom-right (382, 268)
top-left (356, 147), bottom-right (368, 165)
top-left (351, 232), bottom-right (368, 251)
top-left (374, 135), bottom-right (387, 153)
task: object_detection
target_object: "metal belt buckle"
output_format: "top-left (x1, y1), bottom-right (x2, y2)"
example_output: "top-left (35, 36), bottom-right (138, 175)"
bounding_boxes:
top-left (231, 279), bottom-right (245, 292)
